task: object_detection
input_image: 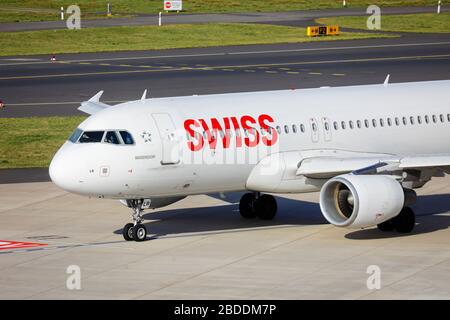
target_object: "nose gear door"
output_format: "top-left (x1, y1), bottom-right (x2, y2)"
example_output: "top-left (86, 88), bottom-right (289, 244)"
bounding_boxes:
top-left (152, 113), bottom-right (180, 165)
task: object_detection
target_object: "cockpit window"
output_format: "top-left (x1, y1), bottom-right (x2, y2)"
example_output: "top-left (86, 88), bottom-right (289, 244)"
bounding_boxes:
top-left (104, 131), bottom-right (120, 144)
top-left (119, 131), bottom-right (134, 145)
top-left (68, 128), bottom-right (83, 143)
top-left (79, 131), bottom-right (105, 143)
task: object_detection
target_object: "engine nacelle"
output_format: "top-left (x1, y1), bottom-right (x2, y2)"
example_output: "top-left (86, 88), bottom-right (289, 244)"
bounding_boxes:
top-left (319, 174), bottom-right (405, 229)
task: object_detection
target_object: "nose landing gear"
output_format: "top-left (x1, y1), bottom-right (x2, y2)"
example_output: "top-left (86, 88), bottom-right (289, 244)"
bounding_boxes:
top-left (122, 199), bottom-right (148, 242)
top-left (239, 192), bottom-right (277, 220)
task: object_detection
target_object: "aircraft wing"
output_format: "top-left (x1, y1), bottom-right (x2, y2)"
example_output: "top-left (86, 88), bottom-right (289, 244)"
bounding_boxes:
top-left (296, 154), bottom-right (450, 179)
top-left (78, 91), bottom-right (110, 115)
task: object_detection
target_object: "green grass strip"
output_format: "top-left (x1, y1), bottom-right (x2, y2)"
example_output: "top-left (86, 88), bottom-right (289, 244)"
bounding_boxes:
top-left (317, 12), bottom-right (450, 33)
top-left (0, 116), bottom-right (86, 169)
top-left (0, 23), bottom-right (396, 56)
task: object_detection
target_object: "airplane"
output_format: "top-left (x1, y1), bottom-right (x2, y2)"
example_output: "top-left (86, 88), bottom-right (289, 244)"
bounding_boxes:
top-left (49, 78), bottom-right (450, 242)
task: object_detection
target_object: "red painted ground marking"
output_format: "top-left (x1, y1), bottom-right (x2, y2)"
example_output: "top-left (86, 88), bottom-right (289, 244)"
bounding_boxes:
top-left (0, 240), bottom-right (48, 250)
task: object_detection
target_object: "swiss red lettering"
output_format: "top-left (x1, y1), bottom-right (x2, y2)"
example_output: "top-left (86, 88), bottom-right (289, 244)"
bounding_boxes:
top-left (184, 119), bottom-right (203, 151)
top-left (258, 114), bottom-right (278, 146)
top-left (184, 114), bottom-right (277, 151)
top-left (240, 115), bottom-right (259, 147)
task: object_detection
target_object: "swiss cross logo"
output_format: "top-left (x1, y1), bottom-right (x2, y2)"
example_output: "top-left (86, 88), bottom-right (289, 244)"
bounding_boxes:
top-left (0, 240), bottom-right (48, 250)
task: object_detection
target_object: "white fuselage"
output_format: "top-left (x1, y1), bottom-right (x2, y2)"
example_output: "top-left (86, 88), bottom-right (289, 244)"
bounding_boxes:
top-left (49, 80), bottom-right (450, 199)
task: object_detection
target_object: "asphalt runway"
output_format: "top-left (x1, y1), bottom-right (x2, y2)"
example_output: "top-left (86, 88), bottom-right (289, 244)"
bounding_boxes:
top-left (1, 176), bottom-right (449, 299)
top-left (1, 34), bottom-right (450, 118)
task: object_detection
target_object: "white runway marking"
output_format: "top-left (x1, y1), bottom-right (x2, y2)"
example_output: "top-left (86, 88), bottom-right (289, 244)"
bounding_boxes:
top-left (0, 41), bottom-right (449, 66)
top-left (1, 53), bottom-right (448, 81)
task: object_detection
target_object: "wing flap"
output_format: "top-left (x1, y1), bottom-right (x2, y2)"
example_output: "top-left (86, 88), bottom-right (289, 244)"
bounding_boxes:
top-left (296, 157), bottom-right (396, 178)
top-left (296, 154), bottom-right (450, 178)
top-left (400, 155), bottom-right (450, 169)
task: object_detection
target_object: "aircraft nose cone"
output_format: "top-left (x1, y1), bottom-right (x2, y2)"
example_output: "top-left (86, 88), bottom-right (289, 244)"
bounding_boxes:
top-left (49, 150), bottom-right (67, 189)
top-left (49, 143), bottom-right (78, 192)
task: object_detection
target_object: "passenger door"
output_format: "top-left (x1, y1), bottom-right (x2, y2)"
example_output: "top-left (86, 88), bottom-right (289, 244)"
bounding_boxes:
top-left (152, 113), bottom-right (180, 165)
top-left (309, 118), bottom-right (319, 143)
top-left (322, 117), bottom-right (332, 142)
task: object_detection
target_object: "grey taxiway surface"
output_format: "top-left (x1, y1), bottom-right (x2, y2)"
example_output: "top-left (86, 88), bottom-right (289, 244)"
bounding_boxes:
top-left (1, 176), bottom-right (450, 299)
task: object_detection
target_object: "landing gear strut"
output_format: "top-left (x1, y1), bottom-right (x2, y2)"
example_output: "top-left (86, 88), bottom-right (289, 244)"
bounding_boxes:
top-left (239, 192), bottom-right (277, 220)
top-left (122, 199), bottom-right (147, 242)
top-left (377, 207), bottom-right (416, 233)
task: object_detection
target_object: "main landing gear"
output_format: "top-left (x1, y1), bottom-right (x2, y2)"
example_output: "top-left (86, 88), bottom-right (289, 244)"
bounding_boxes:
top-left (123, 199), bottom-right (147, 242)
top-left (239, 192), bottom-right (277, 220)
top-left (377, 207), bottom-right (416, 233)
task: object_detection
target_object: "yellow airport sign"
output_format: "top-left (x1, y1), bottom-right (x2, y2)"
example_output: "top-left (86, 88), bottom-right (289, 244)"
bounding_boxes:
top-left (307, 25), bottom-right (340, 37)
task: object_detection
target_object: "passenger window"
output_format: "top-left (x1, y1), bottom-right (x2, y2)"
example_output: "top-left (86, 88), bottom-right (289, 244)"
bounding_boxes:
top-left (364, 120), bottom-right (369, 128)
top-left (395, 117), bottom-right (400, 126)
top-left (372, 119), bottom-right (377, 128)
top-left (409, 116), bottom-right (414, 125)
top-left (312, 123), bottom-right (317, 131)
top-left (292, 124), bottom-right (297, 133)
top-left (333, 121), bottom-right (338, 130)
top-left (341, 121), bottom-right (346, 130)
top-left (387, 118), bottom-right (392, 126)
top-left (69, 128), bottom-right (83, 143)
top-left (356, 120), bottom-right (362, 128)
top-left (432, 115), bottom-right (437, 123)
top-left (324, 122), bottom-right (330, 131)
top-left (349, 121), bottom-right (354, 129)
top-left (276, 126), bottom-right (281, 134)
top-left (440, 114), bottom-right (444, 123)
top-left (79, 131), bottom-right (105, 143)
top-left (104, 131), bottom-right (120, 144)
top-left (379, 118), bottom-right (384, 127)
top-left (300, 124), bottom-right (305, 133)
top-left (417, 116), bottom-right (422, 124)
top-left (119, 131), bottom-right (135, 145)
top-left (284, 125), bottom-right (289, 134)
top-left (402, 117), bottom-right (407, 125)
top-left (425, 115), bottom-right (429, 124)
top-left (447, 114), bottom-right (450, 122)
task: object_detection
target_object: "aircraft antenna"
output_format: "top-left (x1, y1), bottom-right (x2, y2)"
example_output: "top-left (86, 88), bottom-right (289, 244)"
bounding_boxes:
top-left (383, 74), bottom-right (390, 87)
top-left (141, 89), bottom-right (148, 101)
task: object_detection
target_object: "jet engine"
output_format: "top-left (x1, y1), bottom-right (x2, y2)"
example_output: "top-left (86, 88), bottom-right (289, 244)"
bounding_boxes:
top-left (319, 174), bottom-right (409, 229)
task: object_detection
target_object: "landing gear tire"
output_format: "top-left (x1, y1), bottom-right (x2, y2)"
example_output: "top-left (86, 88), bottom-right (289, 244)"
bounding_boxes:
top-left (377, 220), bottom-right (394, 232)
top-left (123, 199), bottom-right (148, 242)
top-left (392, 207), bottom-right (415, 233)
top-left (255, 194), bottom-right (277, 220)
top-left (239, 193), bottom-right (256, 219)
top-left (132, 223), bottom-right (147, 242)
top-left (123, 223), bottom-right (134, 241)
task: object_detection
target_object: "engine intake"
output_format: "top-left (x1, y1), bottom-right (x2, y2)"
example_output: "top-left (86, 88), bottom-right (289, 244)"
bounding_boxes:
top-left (319, 174), bottom-right (405, 229)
